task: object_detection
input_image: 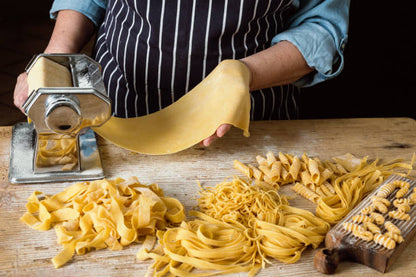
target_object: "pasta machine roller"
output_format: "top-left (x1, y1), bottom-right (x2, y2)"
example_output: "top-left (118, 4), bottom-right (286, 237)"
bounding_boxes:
top-left (9, 53), bottom-right (111, 184)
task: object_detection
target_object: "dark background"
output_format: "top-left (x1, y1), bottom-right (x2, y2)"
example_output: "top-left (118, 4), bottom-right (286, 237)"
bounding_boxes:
top-left (300, 1), bottom-right (416, 119)
top-left (1, 1), bottom-right (415, 123)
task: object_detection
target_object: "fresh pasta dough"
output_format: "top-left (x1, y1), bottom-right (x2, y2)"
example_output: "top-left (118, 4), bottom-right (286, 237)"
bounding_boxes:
top-left (27, 56), bottom-right (72, 94)
top-left (94, 60), bottom-right (251, 155)
top-left (20, 177), bottom-right (185, 268)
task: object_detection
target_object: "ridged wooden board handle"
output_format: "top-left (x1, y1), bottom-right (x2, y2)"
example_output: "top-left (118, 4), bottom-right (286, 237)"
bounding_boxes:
top-left (313, 248), bottom-right (341, 274)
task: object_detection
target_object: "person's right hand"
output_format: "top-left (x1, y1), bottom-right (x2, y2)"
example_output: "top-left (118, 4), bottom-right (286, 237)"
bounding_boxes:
top-left (13, 72), bottom-right (29, 114)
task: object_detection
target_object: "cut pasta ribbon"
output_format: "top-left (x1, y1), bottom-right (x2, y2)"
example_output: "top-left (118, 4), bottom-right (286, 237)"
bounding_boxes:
top-left (20, 177), bottom-right (185, 268)
top-left (93, 60), bottom-right (251, 155)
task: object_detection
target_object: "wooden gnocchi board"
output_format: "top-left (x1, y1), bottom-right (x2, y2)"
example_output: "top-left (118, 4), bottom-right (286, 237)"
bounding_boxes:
top-left (314, 175), bottom-right (416, 274)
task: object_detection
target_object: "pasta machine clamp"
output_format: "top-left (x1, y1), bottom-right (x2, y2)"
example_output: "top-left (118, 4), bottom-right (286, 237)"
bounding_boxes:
top-left (9, 54), bottom-right (111, 184)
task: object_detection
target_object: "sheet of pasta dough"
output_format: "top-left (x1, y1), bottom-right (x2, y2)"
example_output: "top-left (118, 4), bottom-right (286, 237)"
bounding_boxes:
top-left (27, 56), bottom-right (72, 93)
top-left (93, 60), bottom-right (251, 155)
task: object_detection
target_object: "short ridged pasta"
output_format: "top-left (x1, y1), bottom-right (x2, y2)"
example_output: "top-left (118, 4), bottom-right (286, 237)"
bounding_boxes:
top-left (384, 221), bottom-right (401, 235)
top-left (397, 203), bottom-right (411, 213)
top-left (376, 182), bottom-right (397, 198)
top-left (371, 196), bottom-right (391, 207)
top-left (373, 234), bottom-right (396, 249)
top-left (388, 210), bottom-right (411, 221)
top-left (364, 221), bottom-right (381, 234)
top-left (393, 198), bottom-right (412, 207)
top-left (373, 201), bottom-right (388, 214)
top-left (291, 182), bottom-right (320, 204)
top-left (396, 186), bottom-right (410, 199)
top-left (385, 232), bottom-right (404, 244)
top-left (392, 180), bottom-right (410, 189)
top-left (343, 222), bottom-right (365, 233)
top-left (369, 212), bottom-right (385, 225)
top-left (360, 205), bottom-right (375, 215)
top-left (351, 214), bottom-right (373, 224)
top-left (352, 229), bottom-right (373, 241)
top-left (233, 160), bottom-right (252, 179)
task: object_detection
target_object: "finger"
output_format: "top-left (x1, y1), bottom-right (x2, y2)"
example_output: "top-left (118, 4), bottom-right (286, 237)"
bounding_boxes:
top-left (13, 73), bottom-right (29, 113)
top-left (216, 124), bottom-right (232, 137)
top-left (202, 135), bottom-right (217, 147)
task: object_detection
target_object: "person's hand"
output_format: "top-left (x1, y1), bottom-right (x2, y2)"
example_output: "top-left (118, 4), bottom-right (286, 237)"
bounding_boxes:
top-left (201, 124), bottom-right (232, 147)
top-left (13, 72), bottom-right (29, 114)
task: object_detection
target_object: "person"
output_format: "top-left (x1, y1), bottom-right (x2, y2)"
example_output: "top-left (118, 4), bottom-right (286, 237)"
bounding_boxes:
top-left (14, 0), bottom-right (350, 147)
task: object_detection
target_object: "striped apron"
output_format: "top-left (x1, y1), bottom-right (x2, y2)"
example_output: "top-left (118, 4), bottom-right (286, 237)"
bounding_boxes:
top-left (93, 0), bottom-right (299, 120)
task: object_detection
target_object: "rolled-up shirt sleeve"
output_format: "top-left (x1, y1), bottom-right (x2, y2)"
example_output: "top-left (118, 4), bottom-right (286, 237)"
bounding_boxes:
top-left (50, 0), bottom-right (107, 27)
top-left (272, 0), bottom-right (350, 87)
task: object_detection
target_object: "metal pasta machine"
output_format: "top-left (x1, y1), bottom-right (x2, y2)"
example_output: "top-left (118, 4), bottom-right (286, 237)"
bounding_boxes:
top-left (9, 54), bottom-right (111, 184)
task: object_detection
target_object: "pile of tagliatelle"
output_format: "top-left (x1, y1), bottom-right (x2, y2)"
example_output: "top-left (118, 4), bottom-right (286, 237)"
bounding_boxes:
top-left (20, 177), bottom-right (185, 268)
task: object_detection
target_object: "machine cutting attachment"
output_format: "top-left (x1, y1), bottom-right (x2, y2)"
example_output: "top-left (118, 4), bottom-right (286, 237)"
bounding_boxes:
top-left (9, 54), bottom-right (111, 184)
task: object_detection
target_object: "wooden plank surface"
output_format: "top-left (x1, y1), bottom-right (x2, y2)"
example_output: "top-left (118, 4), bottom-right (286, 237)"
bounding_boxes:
top-left (1, 118), bottom-right (416, 276)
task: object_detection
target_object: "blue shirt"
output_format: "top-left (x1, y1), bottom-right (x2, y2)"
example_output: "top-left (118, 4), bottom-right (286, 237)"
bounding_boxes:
top-left (50, 0), bottom-right (350, 87)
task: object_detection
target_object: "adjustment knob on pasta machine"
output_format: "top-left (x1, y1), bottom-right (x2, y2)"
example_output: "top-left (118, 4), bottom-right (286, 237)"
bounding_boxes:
top-left (8, 53), bottom-right (112, 184)
top-left (45, 95), bottom-right (82, 134)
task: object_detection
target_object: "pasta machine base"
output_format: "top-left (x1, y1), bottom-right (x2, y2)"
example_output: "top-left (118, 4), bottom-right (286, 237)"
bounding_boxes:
top-left (314, 174), bottom-right (416, 274)
top-left (8, 122), bottom-right (105, 184)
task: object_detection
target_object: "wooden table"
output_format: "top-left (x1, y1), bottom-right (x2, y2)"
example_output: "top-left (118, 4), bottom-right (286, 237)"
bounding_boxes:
top-left (1, 118), bottom-right (416, 276)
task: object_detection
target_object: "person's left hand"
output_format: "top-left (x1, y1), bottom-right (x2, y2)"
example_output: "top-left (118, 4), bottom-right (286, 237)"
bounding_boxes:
top-left (201, 124), bottom-right (232, 146)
